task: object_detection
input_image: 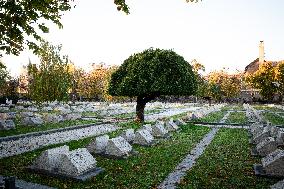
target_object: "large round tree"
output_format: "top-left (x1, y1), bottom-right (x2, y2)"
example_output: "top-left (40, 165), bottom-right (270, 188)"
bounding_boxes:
top-left (108, 48), bottom-right (197, 122)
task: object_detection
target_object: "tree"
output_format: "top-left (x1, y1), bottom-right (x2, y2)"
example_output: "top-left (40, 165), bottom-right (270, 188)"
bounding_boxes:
top-left (108, 48), bottom-right (197, 122)
top-left (0, 0), bottom-right (75, 57)
top-left (0, 60), bottom-right (9, 89)
top-left (247, 62), bottom-right (276, 101)
top-left (273, 61), bottom-right (284, 101)
top-left (27, 41), bottom-right (72, 103)
top-left (0, 1), bottom-right (200, 57)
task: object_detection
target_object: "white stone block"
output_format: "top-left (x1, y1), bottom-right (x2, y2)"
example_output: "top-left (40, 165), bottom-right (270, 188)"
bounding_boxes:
top-left (133, 129), bottom-right (154, 146)
top-left (166, 119), bottom-right (179, 131)
top-left (256, 137), bottom-right (278, 156)
top-left (152, 122), bottom-right (168, 137)
top-left (33, 145), bottom-right (70, 171)
top-left (105, 136), bottom-right (132, 157)
top-left (87, 135), bottom-right (109, 154)
top-left (58, 148), bottom-right (97, 176)
top-left (262, 149), bottom-right (284, 177)
top-left (120, 129), bottom-right (135, 143)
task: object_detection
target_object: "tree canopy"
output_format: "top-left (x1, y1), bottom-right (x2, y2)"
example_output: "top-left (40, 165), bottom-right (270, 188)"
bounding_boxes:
top-left (0, 0), bottom-right (75, 57)
top-left (0, 0), bottom-right (200, 57)
top-left (108, 48), bottom-right (197, 122)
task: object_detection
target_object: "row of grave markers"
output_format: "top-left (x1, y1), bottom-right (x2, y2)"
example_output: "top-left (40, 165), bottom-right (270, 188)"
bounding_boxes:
top-left (248, 122), bottom-right (284, 188)
top-left (28, 118), bottom-right (184, 181)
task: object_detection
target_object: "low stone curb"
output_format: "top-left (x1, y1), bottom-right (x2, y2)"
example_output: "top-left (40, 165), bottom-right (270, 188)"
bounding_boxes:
top-left (0, 121), bottom-right (107, 143)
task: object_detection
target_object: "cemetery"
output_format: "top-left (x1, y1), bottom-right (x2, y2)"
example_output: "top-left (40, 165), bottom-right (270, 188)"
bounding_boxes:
top-left (1, 102), bottom-right (284, 188)
top-left (1, 1), bottom-right (284, 188)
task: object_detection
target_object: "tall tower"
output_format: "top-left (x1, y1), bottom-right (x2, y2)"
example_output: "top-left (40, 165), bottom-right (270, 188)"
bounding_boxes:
top-left (259, 41), bottom-right (265, 64)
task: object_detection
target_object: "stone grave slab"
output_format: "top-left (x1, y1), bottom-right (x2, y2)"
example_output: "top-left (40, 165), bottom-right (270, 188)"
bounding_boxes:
top-left (58, 148), bottom-right (97, 176)
top-left (120, 129), bottom-right (135, 143)
top-left (105, 136), bottom-right (134, 158)
top-left (152, 122), bottom-right (169, 138)
top-left (133, 129), bottom-right (157, 146)
top-left (276, 131), bottom-right (284, 146)
top-left (270, 179), bottom-right (284, 189)
top-left (0, 120), bottom-right (15, 130)
top-left (29, 146), bottom-right (103, 181)
top-left (32, 145), bottom-right (70, 171)
top-left (252, 127), bottom-right (271, 144)
top-left (256, 137), bottom-right (278, 157)
top-left (142, 124), bottom-right (153, 134)
top-left (22, 116), bottom-right (44, 126)
top-left (174, 118), bottom-right (186, 126)
top-left (86, 135), bottom-right (109, 154)
top-left (166, 119), bottom-right (179, 131)
top-left (254, 149), bottom-right (284, 178)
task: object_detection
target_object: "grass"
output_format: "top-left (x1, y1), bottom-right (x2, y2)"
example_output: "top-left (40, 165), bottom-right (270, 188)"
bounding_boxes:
top-left (0, 119), bottom-right (98, 137)
top-left (221, 105), bottom-right (244, 111)
top-left (225, 112), bottom-right (248, 125)
top-left (263, 112), bottom-right (284, 126)
top-left (0, 123), bottom-right (210, 189)
top-left (178, 128), bottom-right (281, 189)
top-left (253, 105), bottom-right (283, 112)
top-left (196, 110), bottom-right (227, 123)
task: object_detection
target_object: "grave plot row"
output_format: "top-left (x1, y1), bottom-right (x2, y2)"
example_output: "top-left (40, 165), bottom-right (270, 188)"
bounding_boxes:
top-left (28, 118), bottom-right (185, 182)
top-left (248, 122), bottom-right (284, 188)
top-left (244, 103), bottom-right (265, 123)
top-left (87, 118), bottom-right (182, 159)
top-left (183, 104), bottom-right (225, 121)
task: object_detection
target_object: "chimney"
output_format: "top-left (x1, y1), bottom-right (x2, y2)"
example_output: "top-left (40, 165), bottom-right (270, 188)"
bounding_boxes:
top-left (259, 41), bottom-right (265, 64)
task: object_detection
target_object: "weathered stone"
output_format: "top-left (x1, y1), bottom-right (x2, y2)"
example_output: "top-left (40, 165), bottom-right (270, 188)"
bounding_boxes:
top-left (133, 129), bottom-right (154, 146)
top-left (105, 136), bottom-right (132, 157)
top-left (120, 129), bottom-right (135, 143)
top-left (86, 135), bottom-right (109, 154)
top-left (256, 137), bottom-right (278, 156)
top-left (0, 120), bottom-right (15, 130)
top-left (187, 112), bottom-right (198, 120)
top-left (253, 127), bottom-right (271, 144)
top-left (63, 113), bottom-right (82, 121)
top-left (42, 107), bottom-right (53, 112)
top-left (166, 119), bottom-right (179, 131)
top-left (32, 145), bottom-right (70, 171)
top-left (262, 149), bottom-right (284, 177)
top-left (20, 112), bottom-right (34, 117)
top-left (174, 118), bottom-right (186, 126)
top-left (58, 148), bottom-right (97, 176)
top-left (270, 179), bottom-right (284, 189)
top-left (22, 117), bottom-right (44, 126)
top-left (142, 124), bottom-right (152, 134)
top-left (43, 114), bottom-right (62, 123)
top-left (276, 131), bottom-right (284, 145)
top-left (270, 127), bottom-right (281, 138)
top-left (152, 122), bottom-right (168, 137)
top-left (6, 112), bottom-right (16, 119)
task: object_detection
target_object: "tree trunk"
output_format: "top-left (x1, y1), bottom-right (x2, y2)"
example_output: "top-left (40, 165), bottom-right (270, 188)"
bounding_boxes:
top-left (135, 96), bottom-right (147, 123)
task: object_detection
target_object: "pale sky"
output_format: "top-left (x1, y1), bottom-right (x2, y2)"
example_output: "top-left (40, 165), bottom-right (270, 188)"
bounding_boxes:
top-left (2, 0), bottom-right (284, 77)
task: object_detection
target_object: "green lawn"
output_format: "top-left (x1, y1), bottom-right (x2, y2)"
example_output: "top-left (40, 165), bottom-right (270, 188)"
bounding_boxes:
top-left (0, 119), bottom-right (99, 137)
top-left (197, 110), bottom-right (227, 123)
top-left (0, 123), bottom-right (210, 189)
top-left (263, 112), bottom-right (284, 126)
top-left (225, 112), bottom-right (248, 125)
top-left (178, 128), bottom-right (281, 189)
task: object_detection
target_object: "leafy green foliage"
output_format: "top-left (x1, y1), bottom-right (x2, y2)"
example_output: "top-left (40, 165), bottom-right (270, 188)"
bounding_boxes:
top-left (0, 60), bottom-right (9, 91)
top-left (178, 128), bottom-right (280, 189)
top-left (108, 48), bottom-right (197, 98)
top-left (0, 0), bottom-right (74, 56)
top-left (246, 62), bottom-right (276, 101)
top-left (27, 41), bottom-right (72, 103)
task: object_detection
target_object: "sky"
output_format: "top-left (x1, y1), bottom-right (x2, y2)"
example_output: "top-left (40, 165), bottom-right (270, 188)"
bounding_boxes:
top-left (2, 0), bottom-right (284, 77)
